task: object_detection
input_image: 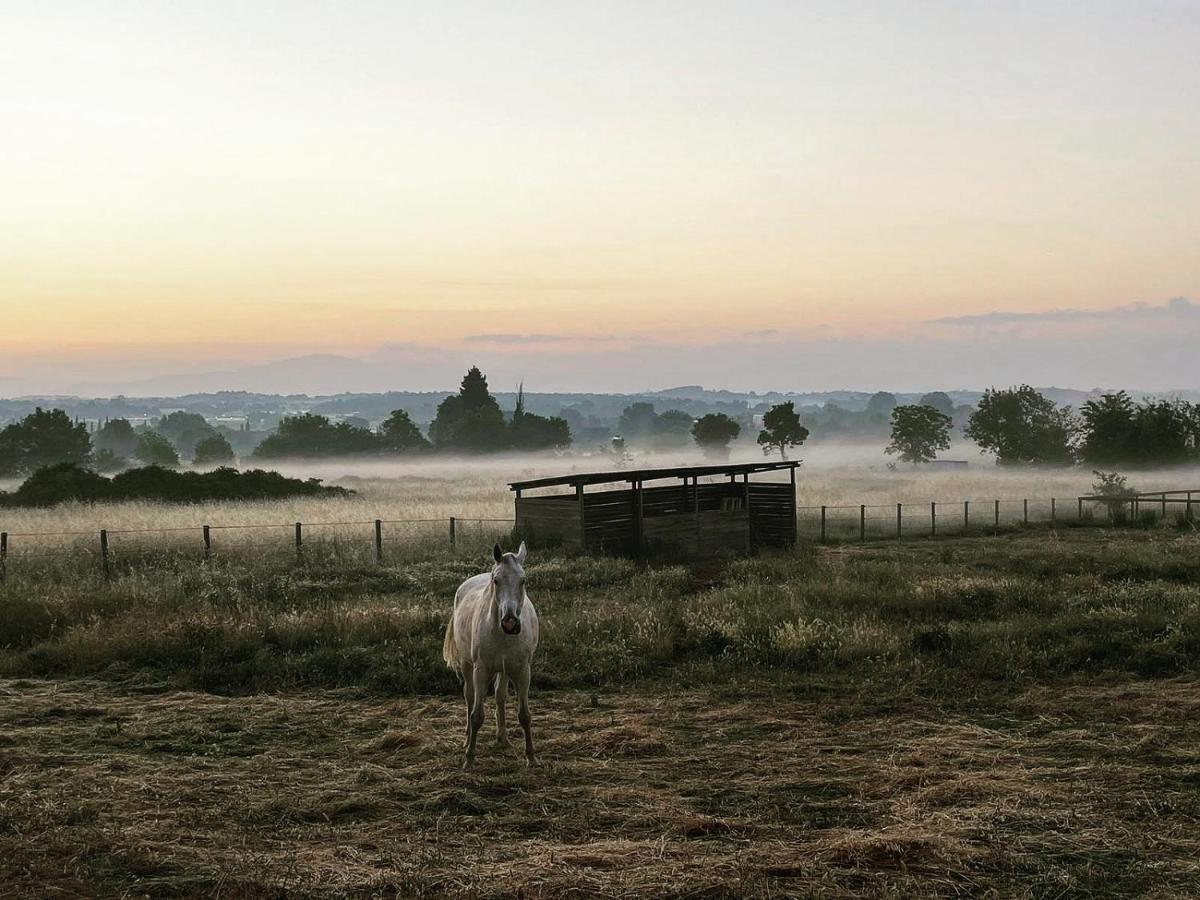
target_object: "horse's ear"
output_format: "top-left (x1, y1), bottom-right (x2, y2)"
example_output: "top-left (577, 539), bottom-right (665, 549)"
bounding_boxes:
top-left (515, 541), bottom-right (527, 564)
top-left (492, 542), bottom-right (503, 563)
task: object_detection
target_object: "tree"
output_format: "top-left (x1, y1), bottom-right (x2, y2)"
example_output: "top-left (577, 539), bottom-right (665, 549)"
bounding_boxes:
top-left (378, 409), bottom-right (430, 452)
top-left (918, 392), bottom-right (955, 418)
top-left (886, 405), bottom-right (952, 463)
top-left (756, 402), bottom-right (809, 460)
top-left (134, 431), bottom-right (180, 467)
top-left (509, 386), bottom-right (572, 451)
top-left (964, 386), bottom-right (1074, 465)
top-left (156, 411), bottom-right (218, 458)
top-left (193, 433), bottom-right (236, 465)
top-left (428, 367), bottom-right (510, 452)
top-left (1130, 399), bottom-right (1199, 467)
top-left (93, 418), bottom-right (139, 459)
top-left (691, 413), bottom-right (741, 460)
top-left (617, 402), bottom-right (658, 441)
top-left (1079, 392), bottom-right (1139, 466)
top-left (866, 391), bottom-right (898, 417)
top-left (650, 410), bottom-right (694, 449)
top-left (253, 413), bottom-right (379, 457)
top-left (0, 408), bottom-right (92, 476)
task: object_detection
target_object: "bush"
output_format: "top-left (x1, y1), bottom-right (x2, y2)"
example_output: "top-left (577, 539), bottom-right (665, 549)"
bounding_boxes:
top-left (0, 463), bottom-right (351, 507)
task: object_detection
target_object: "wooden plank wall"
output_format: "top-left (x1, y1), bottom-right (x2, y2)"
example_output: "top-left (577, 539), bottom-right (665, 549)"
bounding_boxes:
top-left (642, 510), bottom-right (750, 557)
top-left (748, 482), bottom-right (795, 548)
top-left (582, 488), bottom-right (637, 555)
top-left (515, 496), bottom-right (583, 549)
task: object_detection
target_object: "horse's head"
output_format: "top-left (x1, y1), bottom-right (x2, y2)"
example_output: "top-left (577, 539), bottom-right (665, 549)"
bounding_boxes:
top-left (491, 541), bottom-right (528, 635)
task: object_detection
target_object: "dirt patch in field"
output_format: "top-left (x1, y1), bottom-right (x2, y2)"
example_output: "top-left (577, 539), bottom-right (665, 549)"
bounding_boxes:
top-left (2, 678), bottom-right (1199, 897)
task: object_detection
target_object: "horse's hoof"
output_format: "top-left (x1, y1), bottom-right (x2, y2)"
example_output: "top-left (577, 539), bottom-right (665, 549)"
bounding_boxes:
top-left (496, 737), bottom-right (513, 750)
top-left (525, 755), bottom-right (539, 768)
top-left (462, 758), bottom-right (475, 771)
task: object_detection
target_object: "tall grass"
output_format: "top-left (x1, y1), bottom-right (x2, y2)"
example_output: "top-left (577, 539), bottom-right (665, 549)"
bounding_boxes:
top-left (3, 526), bottom-right (1199, 695)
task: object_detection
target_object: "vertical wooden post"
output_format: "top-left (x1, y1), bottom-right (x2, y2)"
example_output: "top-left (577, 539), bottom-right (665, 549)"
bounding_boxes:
top-left (0, 531), bottom-right (7, 582)
top-left (1023, 499), bottom-right (1028, 524)
top-left (449, 516), bottom-right (457, 548)
top-left (819, 505), bottom-right (827, 543)
top-left (1051, 497), bottom-right (1057, 522)
top-left (692, 477), bottom-right (700, 543)
top-left (859, 504), bottom-right (866, 542)
top-left (743, 474), bottom-right (752, 553)
top-left (994, 499), bottom-right (1000, 529)
top-left (1187, 491), bottom-right (1193, 522)
top-left (100, 529), bottom-right (110, 579)
top-left (577, 483), bottom-right (587, 552)
top-left (964, 500), bottom-right (969, 531)
top-left (896, 503), bottom-right (902, 539)
top-left (294, 522), bottom-right (302, 558)
top-left (789, 466), bottom-right (798, 546)
top-left (202, 525), bottom-right (211, 559)
top-left (1162, 492), bottom-right (1167, 517)
top-left (930, 501), bottom-right (936, 536)
top-left (1077, 497), bottom-right (1083, 520)
top-left (374, 519), bottom-right (383, 562)
top-left (633, 481), bottom-right (644, 556)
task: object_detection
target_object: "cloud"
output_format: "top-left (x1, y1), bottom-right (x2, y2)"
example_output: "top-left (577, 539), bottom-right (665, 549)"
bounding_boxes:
top-left (463, 333), bottom-right (617, 345)
top-left (932, 297), bottom-right (1197, 327)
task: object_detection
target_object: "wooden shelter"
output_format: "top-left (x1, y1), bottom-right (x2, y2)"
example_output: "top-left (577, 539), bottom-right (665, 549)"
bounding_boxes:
top-left (510, 461), bottom-right (799, 557)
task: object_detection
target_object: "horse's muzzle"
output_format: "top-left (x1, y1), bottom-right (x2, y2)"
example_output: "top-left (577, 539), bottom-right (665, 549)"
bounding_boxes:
top-left (500, 615), bottom-right (521, 635)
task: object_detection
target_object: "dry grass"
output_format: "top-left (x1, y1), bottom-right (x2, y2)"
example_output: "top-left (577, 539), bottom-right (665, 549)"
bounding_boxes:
top-left (4, 453), bottom-right (1186, 556)
top-left (2, 676), bottom-right (1199, 898)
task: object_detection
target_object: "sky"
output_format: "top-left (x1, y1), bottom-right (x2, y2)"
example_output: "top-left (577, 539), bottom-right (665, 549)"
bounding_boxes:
top-left (2, 1), bottom-right (1198, 396)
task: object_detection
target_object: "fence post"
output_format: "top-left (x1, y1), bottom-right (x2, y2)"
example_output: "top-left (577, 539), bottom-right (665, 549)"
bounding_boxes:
top-left (994, 499), bottom-right (1000, 530)
top-left (964, 500), bottom-right (969, 531)
top-left (859, 504), bottom-right (866, 542)
top-left (0, 531), bottom-right (6, 582)
top-left (1162, 493), bottom-right (1167, 518)
top-left (1077, 497), bottom-right (1083, 520)
top-left (202, 525), bottom-right (211, 560)
top-left (294, 522), bottom-right (302, 558)
top-left (1023, 499), bottom-right (1028, 524)
top-left (449, 516), bottom-right (457, 548)
top-left (100, 529), bottom-right (110, 579)
top-left (820, 506), bottom-right (827, 543)
top-left (1051, 497), bottom-right (1056, 522)
top-left (375, 519), bottom-right (383, 563)
top-left (896, 503), bottom-right (902, 539)
top-left (1188, 492), bottom-right (1194, 522)
top-left (931, 501), bottom-right (936, 536)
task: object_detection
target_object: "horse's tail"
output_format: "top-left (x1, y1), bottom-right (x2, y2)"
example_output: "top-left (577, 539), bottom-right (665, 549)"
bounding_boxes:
top-left (442, 613), bottom-right (459, 675)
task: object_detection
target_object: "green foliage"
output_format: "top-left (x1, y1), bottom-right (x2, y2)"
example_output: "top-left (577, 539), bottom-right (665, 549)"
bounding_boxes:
top-left (0, 408), bottom-right (92, 477)
top-left (887, 404), bottom-right (952, 463)
top-left (691, 413), bottom-right (740, 459)
top-left (93, 418), bottom-right (138, 459)
top-left (756, 402), bottom-right (809, 460)
top-left (193, 433), bottom-right (236, 465)
top-left (650, 410), bottom-right (695, 449)
top-left (964, 385), bottom-right (1075, 465)
top-left (0, 463), bottom-right (349, 508)
top-left (616, 402), bottom-right (658, 439)
top-left (918, 391), bottom-right (955, 417)
top-left (134, 431), bottom-right (181, 467)
top-left (1078, 392), bottom-right (1199, 468)
top-left (253, 413), bottom-right (379, 458)
top-left (157, 412), bottom-right (218, 458)
top-left (866, 391), bottom-right (898, 417)
top-left (378, 409), bottom-right (430, 452)
top-left (428, 367), bottom-right (510, 452)
top-left (510, 410), bottom-right (572, 451)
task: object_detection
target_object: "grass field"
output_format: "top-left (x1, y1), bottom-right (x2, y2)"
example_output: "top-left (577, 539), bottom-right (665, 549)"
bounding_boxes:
top-left (3, 461), bottom-right (1200, 896)
top-left (3, 519), bottom-right (1200, 896)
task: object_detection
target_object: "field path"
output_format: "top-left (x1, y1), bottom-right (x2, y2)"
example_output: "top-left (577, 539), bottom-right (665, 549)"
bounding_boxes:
top-left (2, 678), bottom-right (1199, 898)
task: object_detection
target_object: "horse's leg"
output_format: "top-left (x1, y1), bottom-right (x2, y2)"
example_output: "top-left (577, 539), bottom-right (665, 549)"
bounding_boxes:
top-left (515, 661), bottom-right (536, 767)
top-left (464, 664), bottom-right (489, 769)
top-left (460, 660), bottom-right (475, 750)
top-left (495, 670), bottom-right (512, 749)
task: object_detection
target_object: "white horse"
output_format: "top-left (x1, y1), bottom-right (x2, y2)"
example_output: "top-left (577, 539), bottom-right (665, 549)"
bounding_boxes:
top-left (442, 541), bottom-right (539, 768)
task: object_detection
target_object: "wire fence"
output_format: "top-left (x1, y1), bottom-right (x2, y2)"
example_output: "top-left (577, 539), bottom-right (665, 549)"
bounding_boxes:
top-left (1, 489), bottom-right (1196, 580)
top-left (0, 515), bottom-right (517, 580)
